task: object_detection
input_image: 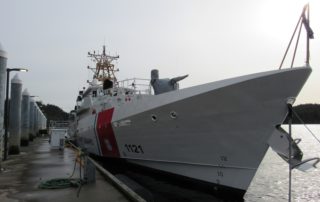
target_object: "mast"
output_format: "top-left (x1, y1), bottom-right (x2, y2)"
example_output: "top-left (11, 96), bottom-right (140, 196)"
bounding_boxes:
top-left (87, 45), bottom-right (119, 83)
top-left (278, 4), bottom-right (314, 69)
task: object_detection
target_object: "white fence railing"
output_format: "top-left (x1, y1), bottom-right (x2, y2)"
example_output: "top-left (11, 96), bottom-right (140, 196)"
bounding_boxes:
top-left (117, 78), bottom-right (151, 95)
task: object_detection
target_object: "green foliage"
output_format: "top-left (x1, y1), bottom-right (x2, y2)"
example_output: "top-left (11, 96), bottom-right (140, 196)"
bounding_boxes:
top-left (36, 102), bottom-right (69, 122)
top-left (284, 104), bottom-right (320, 124)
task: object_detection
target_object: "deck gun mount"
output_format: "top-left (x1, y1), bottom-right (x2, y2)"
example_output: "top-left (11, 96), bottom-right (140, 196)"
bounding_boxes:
top-left (151, 69), bottom-right (188, 95)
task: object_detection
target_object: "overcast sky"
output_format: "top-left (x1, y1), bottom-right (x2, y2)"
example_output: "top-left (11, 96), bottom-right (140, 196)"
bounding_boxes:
top-left (1, 0), bottom-right (320, 112)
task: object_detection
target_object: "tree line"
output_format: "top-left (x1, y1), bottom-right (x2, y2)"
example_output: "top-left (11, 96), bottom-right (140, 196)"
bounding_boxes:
top-left (285, 104), bottom-right (320, 124)
top-left (36, 102), bottom-right (69, 122)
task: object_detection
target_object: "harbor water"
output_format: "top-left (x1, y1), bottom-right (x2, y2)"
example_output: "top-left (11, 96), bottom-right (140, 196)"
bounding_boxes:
top-left (102, 125), bottom-right (320, 202)
top-left (245, 125), bottom-right (320, 202)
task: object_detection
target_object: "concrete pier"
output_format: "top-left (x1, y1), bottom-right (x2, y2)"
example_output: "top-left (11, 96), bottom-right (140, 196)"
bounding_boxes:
top-left (0, 137), bottom-right (131, 202)
top-left (21, 89), bottom-right (30, 146)
top-left (8, 74), bottom-right (22, 154)
top-left (0, 43), bottom-right (7, 164)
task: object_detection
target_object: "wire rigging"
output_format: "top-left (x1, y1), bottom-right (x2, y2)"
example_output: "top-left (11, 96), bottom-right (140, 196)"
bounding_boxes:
top-left (279, 4), bottom-right (314, 69)
top-left (293, 109), bottom-right (320, 145)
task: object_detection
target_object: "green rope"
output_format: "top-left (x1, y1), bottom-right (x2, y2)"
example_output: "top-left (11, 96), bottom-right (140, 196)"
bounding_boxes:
top-left (38, 178), bottom-right (82, 189)
top-left (38, 141), bottom-right (87, 193)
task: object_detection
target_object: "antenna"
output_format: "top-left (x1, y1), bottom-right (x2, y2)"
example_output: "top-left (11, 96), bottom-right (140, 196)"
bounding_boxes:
top-left (87, 45), bottom-right (120, 83)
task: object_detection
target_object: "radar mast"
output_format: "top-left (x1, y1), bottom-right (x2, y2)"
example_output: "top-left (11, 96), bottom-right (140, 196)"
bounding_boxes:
top-left (87, 45), bottom-right (119, 83)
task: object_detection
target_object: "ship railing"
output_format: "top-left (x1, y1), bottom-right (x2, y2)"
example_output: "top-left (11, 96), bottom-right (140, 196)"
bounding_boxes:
top-left (49, 120), bottom-right (69, 129)
top-left (117, 78), bottom-right (152, 95)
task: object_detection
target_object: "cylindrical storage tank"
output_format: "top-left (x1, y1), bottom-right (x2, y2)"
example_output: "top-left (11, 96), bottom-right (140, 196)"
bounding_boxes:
top-left (29, 98), bottom-right (35, 141)
top-left (39, 110), bottom-right (46, 135)
top-left (37, 109), bottom-right (42, 133)
top-left (8, 74), bottom-right (22, 154)
top-left (41, 113), bottom-right (44, 129)
top-left (0, 43), bottom-right (7, 164)
top-left (36, 109), bottom-right (40, 135)
top-left (33, 104), bottom-right (38, 136)
top-left (43, 115), bottom-right (47, 130)
top-left (21, 89), bottom-right (30, 146)
top-left (41, 112), bottom-right (45, 130)
top-left (44, 115), bottom-right (47, 129)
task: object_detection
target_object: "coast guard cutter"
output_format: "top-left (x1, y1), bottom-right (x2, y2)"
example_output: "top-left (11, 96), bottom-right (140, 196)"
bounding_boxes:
top-left (74, 5), bottom-right (316, 199)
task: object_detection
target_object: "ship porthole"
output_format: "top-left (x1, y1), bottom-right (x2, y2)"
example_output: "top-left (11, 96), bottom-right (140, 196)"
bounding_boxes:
top-left (151, 114), bottom-right (157, 122)
top-left (170, 111), bottom-right (177, 119)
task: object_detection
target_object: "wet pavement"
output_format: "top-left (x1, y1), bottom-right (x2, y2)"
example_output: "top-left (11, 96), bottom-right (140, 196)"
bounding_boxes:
top-left (0, 137), bottom-right (130, 202)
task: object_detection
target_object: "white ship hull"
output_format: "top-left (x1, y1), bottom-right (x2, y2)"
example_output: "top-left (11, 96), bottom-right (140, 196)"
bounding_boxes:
top-left (76, 66), bottom-right (311, 198)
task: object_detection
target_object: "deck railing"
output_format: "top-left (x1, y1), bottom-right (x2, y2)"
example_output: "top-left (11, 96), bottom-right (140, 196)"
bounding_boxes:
top-left (117, 78), bottom-right (152, 95)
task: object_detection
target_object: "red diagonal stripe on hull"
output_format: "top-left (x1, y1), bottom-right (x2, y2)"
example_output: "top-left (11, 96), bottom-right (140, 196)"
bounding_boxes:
top-left (96, 108), bottom-right (120, 157)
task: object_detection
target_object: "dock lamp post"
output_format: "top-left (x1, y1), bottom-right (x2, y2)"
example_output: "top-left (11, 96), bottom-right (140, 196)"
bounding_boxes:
top-left (3, 68), bottom-right (28, 161)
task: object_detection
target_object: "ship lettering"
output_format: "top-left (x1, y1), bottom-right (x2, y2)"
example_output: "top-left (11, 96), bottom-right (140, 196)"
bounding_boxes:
top-left (125, 144), bottom-right (144, 154)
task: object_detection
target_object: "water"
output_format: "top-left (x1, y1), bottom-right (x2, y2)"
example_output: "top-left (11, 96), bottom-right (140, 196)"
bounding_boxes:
top-left (103, 125), bottom-right (320, 202)
top-left (245, 125), bottom-right (320, 202)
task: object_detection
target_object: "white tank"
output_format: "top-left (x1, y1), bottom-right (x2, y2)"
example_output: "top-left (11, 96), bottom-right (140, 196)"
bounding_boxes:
top-left (8, 74), bottom-right (22, 154)
top-left (21, 89), bottom-right (30, 146)
top-left (29, 98), bottom-right (35, 140)
top-left (0, 43), bottom-right (7, 163)
top-left (33, 103), bottom-right (39, 136)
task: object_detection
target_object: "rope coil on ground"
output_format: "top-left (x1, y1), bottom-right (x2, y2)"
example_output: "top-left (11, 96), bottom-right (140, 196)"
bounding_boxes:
top-left (38, 141), bottom-right (86, 193)
top-left (38, 178), bottom-right (82, 189)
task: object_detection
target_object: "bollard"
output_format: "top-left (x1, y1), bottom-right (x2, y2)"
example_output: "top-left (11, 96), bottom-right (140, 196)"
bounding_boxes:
top-left (84, 155), bottom-right (96, 183)
top-left (21, 89), bottom-right (30, 146)
top-left (0, 43), bottom-right (7, 163)
top-left (8, 74), bottom-right (23, 154)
